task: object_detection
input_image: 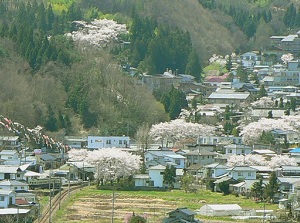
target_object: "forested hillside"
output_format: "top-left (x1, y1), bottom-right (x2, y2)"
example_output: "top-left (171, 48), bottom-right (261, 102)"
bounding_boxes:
top-left (0, 0), bottom-right (299, 137)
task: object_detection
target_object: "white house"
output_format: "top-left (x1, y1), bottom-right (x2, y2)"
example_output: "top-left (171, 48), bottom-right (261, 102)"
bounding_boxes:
top-left (133, 174), bottom-right (150, 187)
top-left (0, 136), bottom-right (20, 149)
top-left (0, 166), bottom-right (25, 181)
top-left (87, 136), bottom-right (130, 149)
top-left (227, 166), bottom-right (257, 180)
top-left (0, 190), bottom-right (15, 208)
top-left (224, 144), bottom-right (252, 155)
top-left (0, 150), bottom-right (19, 161)
top-left (198, 135), bottom-right (243, 145)
top-left (202, 163), bottom-right (228, 178)
top-left (197, 204), bottom-right (242, 216)
top-left (240, 52), bottom-right (259, 68)
top-left (148, 164), bottom-right (165, 187)
top-left (64, 136), bottom-right (87, 149)
top-left (0, 180), bottom-right (29, 191)
top-left (164, 154), bottom-right (186, 169)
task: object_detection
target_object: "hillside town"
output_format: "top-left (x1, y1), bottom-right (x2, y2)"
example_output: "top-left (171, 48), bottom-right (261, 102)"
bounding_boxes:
top-left (2, 29), bottom-right (300, 222)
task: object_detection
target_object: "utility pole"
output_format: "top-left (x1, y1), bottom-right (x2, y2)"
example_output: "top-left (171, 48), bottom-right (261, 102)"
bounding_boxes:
top-left (49, 176), bottom-right (52, 223)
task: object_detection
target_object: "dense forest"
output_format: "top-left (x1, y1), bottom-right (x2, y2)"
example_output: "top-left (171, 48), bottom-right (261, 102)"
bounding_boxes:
top-left (0, 0), bottom-right (299, 137)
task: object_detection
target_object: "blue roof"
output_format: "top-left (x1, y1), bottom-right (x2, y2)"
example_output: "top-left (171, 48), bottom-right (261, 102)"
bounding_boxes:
top-left (290, 148), bottom-right (300, 153)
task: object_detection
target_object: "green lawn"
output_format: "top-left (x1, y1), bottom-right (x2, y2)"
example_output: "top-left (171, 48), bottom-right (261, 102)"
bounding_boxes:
top-left (53, 186), bottom-right (280, 223)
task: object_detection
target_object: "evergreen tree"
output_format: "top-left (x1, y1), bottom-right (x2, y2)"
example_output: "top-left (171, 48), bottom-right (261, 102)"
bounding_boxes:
top-left (291, 98), bottom-right (296, 112)
top-left (225, 55), bottom-right (233, 71)
top-left (264, 172), bottom-right (279, 203)
top-left (181, 173), bottom-right (194, 193)
top-left (258, 84), bottom-right (267, 98)
top-left (163, 165), bottom-right (176, 189)
top-left (267, 111), bottom-right (273, 119)
top-left (185, 49), bottom-right (202, 82)
top-left (251, 176), bottom-right (264, 201)
top-left (45, 106), bottom-right (58, 132)
top-left (236, 66), bottom-right (248, 82)
top-left (279, 98), bottom-right (284, 108)
top-left (169, 87), bottom-right (188, 120)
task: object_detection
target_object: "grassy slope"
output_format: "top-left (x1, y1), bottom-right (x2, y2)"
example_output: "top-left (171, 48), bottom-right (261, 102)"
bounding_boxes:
top-left (53, 186), bottom-right (279, 223)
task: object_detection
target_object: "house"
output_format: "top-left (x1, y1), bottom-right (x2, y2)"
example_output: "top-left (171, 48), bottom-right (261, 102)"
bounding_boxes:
top-left (279, 165), bottom-right (300, 177)
top-left (164, 154), bottom-right (186, 169)
top-left (207, 91), bottom-right (252, 107)
top-left (202, 163), bottom-right (228, 179)
top-left (224, 144), bottom-right (252, 155)
top-left (271, 129), bottom-right (300, 145)
top-left (0, 180), bottom-right (29, 191)
top-left (64, 136), bottom-right (87, 149)
top-left (184, 149), bottom-right (216, 167)
top-left (87, 136), bottom-right (130, 149)
top-left (145, 149), bottom-right (178, 168)
top-left (277, 177), bottom-right (300, 192)
top-left (0, 190), bottom-right (16, 208)
top-left (197, 204), bottom-right (242, 216)
top-left (0, 150), bottom-right (19, 161)
top-left (141, 71), bottom-right (181, 92)
top-left (198, 135), bottom-right (243, 145)
top-left (240, 52), bottom-right (259, 69)
top-left (227, 166), bottom-right (257, 180)
top-left (148, 164), bottom-right (165, 187)
top-left (133, 174), bottom-right (150, 187)
top-left (38, 153), bottom-right (57, 170)
top-left (271, 31), bottom-right (300, 53)
top-left (163, 207), bottom-right (203, 223)
top-left (0, 165), bottom-right (25, 181)
top-left (0, 136), bottom-right (21, 150)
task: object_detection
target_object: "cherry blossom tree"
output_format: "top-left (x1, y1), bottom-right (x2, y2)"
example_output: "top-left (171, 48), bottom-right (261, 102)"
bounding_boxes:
top-left (251, 97), bottom-right (275, 108)
top-left (66, 19), bottom-right (128, 47)
top-left (281, 53), bottom-right (294, 64)
top-left (68, 148), bottom-right (141, 185)
top-left (227, 154), bottom-right (297, 169)
top-left (239, 115), bottom-right (300, 145)
top-left (149, 119), bottom-right (216, 146)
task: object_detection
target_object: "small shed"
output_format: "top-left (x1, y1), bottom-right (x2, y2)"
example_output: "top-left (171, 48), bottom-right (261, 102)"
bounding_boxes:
top-left (198, 204), bottom-right (242, 216)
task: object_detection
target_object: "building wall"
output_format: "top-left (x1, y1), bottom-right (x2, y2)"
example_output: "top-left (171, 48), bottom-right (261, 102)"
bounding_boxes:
top-left (88, 136), bottom-right (129, 149)
top-left (149, 169), bottom-right (164, 187)
top-left (229, 171), bottom-right (256, 180)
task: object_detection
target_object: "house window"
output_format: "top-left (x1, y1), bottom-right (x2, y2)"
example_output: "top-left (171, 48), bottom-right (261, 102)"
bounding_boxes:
top-left (229, 150), bottom-right (232, 153)
top-left (14, 187), bottom-right (17, 190)
top-left (175, 159), bottom-right (180, 165)
top-left (238, 172), bottom-right (243, 176)
top-left (21, 187), bottom-right (24, 189)
top-left (0, 196), bottom-right (4, 201)
top-left (124, 140), bottom-right (127, 145)
top-left (119, 140), bottom-right (122, 145)
top-left (16, 174), bottom-right (20, 178)
top-left (8, 157), bottom-right (12, 159)
top-left (160, 172), bottom-right (164, 175)
top-left (149, 181), bottom-right (154, 187)
top-left (106, 140), bottom-right (111, 144)
top-left (248, 172), bottom-right (253, 176)
top-left (241, 150), bottom-right (245, 154)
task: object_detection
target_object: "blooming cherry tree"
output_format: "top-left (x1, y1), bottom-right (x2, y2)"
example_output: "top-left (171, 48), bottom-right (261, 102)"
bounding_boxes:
top-left (251, 97), bottom-right (275, 108)
top-left (68, 148), bottom-right (141, 184)
top-left (227, 154), bottom-right (297, 169)
top-left (65, 19), bottom-right (128, 47)
top-left (239, 115), bottom-right (300, 145)
top-left (150, 119), bottom-right (216, 146)
top-left (281, 53), bottom-right (294, 64)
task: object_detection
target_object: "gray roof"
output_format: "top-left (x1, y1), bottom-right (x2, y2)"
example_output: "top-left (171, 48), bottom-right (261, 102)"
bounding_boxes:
top-left (165, 154), bottom-right (186, 159)
top-left (208, 92), bottom-right (250, 100)
top-left (0, 208), bottom-right (30, 215)
top-left (224, 144), bottom-right (252, 149)
top-left (0, 180), bottom-right (28, 187)
top-left (40, 154), bottom-right (56, 161)
top-left (227, 166), bottom-right (257, 171)
top-left (149, 164), bottom-right (166, 170)
top-left (185, 150), bottom-right (216, 156)
top-left (169, 208), bottom-right (196, 216)
top-left (146, 150), bottom-right (177, 157)
top-left (0, 190), bottom-right (15, 196)
top-left (0, 150), bottom-right (18, 155)
top-left (281, 165), bottom-right (300, 171)
top-left (0, 165), bottom-right (22, 173)
top-left (0, 136), bottom-right (19, 141)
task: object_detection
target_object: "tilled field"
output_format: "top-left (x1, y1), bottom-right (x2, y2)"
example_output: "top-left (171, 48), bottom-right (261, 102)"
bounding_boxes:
top-left (62, 193), bottom-right (179, 223)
